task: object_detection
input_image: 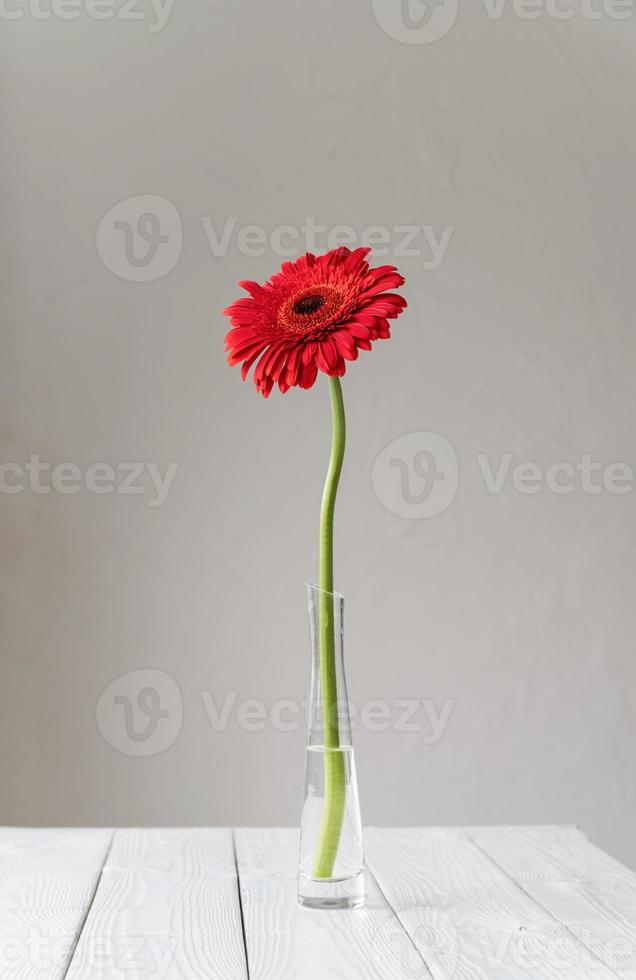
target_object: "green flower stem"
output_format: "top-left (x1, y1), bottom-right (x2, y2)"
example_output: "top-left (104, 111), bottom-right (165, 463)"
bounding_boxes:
top-left (313, 375), bottom-right (347, 880)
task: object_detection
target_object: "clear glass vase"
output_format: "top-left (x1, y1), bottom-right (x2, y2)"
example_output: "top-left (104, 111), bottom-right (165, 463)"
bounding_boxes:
top-left (298, 584), bottom-right (366, 909)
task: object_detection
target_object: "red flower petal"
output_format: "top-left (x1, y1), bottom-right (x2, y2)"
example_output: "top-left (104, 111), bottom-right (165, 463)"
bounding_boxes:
top-left (299, 359), bottom-right (318, 389)
top-left (333, 330), bottom-right (359, 361)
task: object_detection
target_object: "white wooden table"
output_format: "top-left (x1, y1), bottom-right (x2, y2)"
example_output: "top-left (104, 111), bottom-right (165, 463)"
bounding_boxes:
top-left (2, 826), bottom-right (636, 979)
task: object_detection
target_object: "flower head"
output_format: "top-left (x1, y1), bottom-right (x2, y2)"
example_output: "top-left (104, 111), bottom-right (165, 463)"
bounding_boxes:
top-left (223, 246), bottom-right (407, 396)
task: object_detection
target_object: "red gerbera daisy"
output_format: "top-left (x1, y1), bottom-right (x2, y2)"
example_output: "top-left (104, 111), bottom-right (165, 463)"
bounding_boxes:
top-left (223, 246), bottom-right (407, 397)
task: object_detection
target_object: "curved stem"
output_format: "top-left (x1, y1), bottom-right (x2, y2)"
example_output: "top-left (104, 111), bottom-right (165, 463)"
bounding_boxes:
top-left (313, 376), bottom-right (347, 879)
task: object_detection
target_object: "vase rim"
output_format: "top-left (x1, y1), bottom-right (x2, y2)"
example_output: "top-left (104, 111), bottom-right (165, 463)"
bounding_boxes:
top-left (305, 582), bottom-right (345, 601)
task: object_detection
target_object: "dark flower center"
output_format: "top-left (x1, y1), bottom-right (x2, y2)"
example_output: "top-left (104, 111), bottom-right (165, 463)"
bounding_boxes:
top-left (293, 294), bottom-right (325, 316)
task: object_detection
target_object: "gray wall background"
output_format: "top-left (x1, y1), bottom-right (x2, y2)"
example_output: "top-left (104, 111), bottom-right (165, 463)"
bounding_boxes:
top-left (2, 2), bottom-right (636, 868)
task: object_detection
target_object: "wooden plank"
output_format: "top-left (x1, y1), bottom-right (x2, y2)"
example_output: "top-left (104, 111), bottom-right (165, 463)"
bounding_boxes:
top-left (234, 827), bottom-right (432, 980)
top-left (64, 828), bottom-right (248, 980)
top-left (365, 827), bottom-right (622, 980)
top-left (0, 827), bottom-right (112, 980)
top-left (471, 825), bottom-right (636, 979)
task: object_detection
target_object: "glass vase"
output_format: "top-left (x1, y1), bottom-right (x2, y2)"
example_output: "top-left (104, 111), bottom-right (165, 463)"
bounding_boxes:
top-left (298, 584), bottom-right (366, 909)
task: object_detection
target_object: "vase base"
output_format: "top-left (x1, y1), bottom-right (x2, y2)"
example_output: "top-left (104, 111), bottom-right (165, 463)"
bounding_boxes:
top-left (299, 894), bottom-right (366, 910)
top-left (298, 870), bottom-right (366, 910)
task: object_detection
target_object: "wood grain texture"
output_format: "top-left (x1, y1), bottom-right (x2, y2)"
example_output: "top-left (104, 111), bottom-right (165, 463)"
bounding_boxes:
top-left (0, 827), bottom-right (112, 980)
top-left (5, 826), bottom-right (636, 979)
top-left (234, 827), bottom-right (432, 980)
top-left (471, 825), bottom-right (636, 979)
top-left (64, 828), bottom-right (248, 980)
top-left (365, 827), bottom-right (622, 980)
